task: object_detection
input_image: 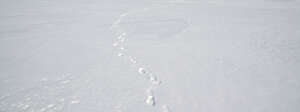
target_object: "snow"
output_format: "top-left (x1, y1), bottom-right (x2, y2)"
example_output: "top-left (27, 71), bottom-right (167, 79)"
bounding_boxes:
top-left (1, 0), bottom-right (300, 112)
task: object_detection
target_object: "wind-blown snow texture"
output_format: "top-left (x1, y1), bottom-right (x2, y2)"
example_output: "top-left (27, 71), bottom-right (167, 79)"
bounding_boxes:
top-left (0, 0), bottom-right (300, 112)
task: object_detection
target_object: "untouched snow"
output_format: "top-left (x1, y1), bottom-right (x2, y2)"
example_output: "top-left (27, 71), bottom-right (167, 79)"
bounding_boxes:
top-left (1, 0), bottom-right (300, 112)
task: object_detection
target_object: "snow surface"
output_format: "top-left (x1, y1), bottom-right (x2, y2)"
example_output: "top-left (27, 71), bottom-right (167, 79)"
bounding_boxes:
top-left (0, 0), bottom-right (300, 112)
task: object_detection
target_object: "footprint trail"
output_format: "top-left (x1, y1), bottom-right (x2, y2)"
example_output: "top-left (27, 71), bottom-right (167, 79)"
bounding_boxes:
top-left (110, 7), bottom-right (171, 111)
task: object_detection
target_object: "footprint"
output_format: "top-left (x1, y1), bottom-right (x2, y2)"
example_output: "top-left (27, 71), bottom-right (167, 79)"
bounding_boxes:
top-left (145, 95), bottom-right (155, 106)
